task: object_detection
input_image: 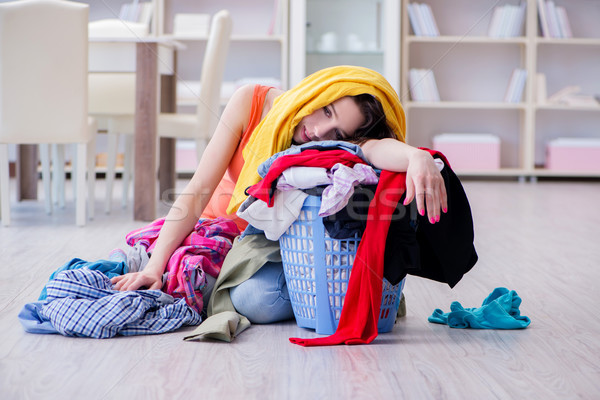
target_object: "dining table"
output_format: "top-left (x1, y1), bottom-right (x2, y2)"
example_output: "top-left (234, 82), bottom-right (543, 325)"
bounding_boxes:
top-left (18, 36), bottom-right (184, 222)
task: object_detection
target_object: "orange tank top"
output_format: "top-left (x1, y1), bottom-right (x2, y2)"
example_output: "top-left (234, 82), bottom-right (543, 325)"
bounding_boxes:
top-left (200, 84), bottom-right (272, 231)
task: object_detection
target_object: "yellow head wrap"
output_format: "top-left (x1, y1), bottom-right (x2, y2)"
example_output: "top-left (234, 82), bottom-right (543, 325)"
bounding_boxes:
top-left (227, 65), bottom-right (406, 214)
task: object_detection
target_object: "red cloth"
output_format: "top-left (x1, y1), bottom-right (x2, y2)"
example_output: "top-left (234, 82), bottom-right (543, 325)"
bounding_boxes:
top-left (246, 149), bottom-right (366, 207)
top-left (289, 170), bottom-right (406, 346)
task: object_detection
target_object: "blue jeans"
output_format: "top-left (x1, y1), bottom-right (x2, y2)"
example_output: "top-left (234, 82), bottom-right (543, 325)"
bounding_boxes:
top-left (229, 261), bottom-right (295, 324)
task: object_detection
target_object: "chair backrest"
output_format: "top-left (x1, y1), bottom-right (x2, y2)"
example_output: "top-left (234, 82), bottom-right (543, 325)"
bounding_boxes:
top-left (195, 10), bottom-right (233, 138)
top-left (0, 0), bottom-right (90, 144)
top-left (87, 19), bottom-right (148, 116)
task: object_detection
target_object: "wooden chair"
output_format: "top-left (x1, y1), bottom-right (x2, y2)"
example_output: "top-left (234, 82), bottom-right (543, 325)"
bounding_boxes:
top-left (0, 0), bottom-right (96, 226)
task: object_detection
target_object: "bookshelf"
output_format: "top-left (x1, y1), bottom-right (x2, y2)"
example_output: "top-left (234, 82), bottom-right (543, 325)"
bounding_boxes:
top-left (401, 0), bottom-right (600, 178)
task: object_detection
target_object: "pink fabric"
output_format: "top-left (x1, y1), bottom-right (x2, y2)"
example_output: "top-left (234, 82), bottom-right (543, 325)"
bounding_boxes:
top-left (125, 217), bottom-right (240, 314)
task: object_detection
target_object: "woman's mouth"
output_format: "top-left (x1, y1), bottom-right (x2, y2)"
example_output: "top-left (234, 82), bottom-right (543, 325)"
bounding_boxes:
top-left (302, 126), bottom-right (310, 143)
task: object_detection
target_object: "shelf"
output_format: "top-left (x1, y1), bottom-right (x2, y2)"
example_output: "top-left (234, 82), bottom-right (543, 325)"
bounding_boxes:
top-left (401, 0), bottom-right (600, 179)
top-left (406, 101), bottom-right (527, 110)
top-left (164, 33), bottom-right (285, 42)
top-left (536, 37), bottom-right (600, 46)
top-left (307, 50), bottom-right (384, 56)
top-left (536, 104), bottom-right (600, 112)
top-left (408, 36), bottom-right (528, 45)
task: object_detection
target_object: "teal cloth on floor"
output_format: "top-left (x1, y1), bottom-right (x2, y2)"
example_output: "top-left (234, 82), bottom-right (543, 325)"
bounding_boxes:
top-left (428, 287), bottom-right (531, 329)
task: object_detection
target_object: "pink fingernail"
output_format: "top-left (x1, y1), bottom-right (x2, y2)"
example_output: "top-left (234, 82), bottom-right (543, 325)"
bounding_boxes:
top-left (436, 215), bottom-right (440, 222)
top-left (420, 209), bottom-right (425, 216)
top-left (430, 217), bottom-right (435, 224)
top-left (443, 207), bottom-right (448, 213)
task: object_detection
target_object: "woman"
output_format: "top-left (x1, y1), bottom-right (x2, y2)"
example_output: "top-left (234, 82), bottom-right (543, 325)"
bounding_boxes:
top-left (111, 66), bottom-right (446, 320)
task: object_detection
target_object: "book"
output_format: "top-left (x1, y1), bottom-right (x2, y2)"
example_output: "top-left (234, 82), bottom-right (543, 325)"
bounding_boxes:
top-left (488, 2), bottom-right (526, 38)
top-left (504, 68), bottom-right (527, 103)
top-left (537, 0), bottom-right (550, 37)
top-left (420, 4), bottom-right (440, 37)
top-left (545, 1), bottom-right (561, 38)
top-left (512, 2), bottom-right (527, 37)
top-left (118, 1), bottom-right (153, 26)
top-left (535, 73), bottom-right (547, 104)
top-left (488, 6), bottom-right (504, 37)
top-left (407, 3), bottom-right (439, 37)
top-left (547, 85), bottom-right (581, 103)
top-left (556, 6), bottom-right (573, 38)
top-left (407, 4), bottom-right (424, 36)
top-left (408, 69), bottom-right (440, 102)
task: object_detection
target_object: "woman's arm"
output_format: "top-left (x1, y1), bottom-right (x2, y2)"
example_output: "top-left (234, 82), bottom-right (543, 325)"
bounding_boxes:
top-left (361, 138), bottom-right (447, 224)
top-left (111, 85), bottom-right (256, 291)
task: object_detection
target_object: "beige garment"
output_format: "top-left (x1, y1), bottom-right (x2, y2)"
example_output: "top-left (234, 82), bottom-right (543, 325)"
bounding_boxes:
top-left (184, 233), bottom-right (281, 342)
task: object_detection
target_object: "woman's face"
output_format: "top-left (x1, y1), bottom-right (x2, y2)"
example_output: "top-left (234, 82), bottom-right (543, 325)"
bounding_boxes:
top-left (292, 96), bottom-right (365, 145)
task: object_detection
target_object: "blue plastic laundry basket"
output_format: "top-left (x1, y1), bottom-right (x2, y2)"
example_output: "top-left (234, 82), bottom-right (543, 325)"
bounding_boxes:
top-left (279, 194), bottom-right (405, 335)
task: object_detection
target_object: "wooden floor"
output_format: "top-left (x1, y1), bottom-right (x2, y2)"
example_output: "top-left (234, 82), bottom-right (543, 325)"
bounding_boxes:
top-left (1, 178), bottom-right (599, 399)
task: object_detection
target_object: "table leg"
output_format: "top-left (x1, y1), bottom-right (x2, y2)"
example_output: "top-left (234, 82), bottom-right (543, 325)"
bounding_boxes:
top-left (158, 68), bottom-right (176, 204)
top-left (16, 144), bottom-right (38, 200)
top-left (133, 42), bottom-right (158, 221)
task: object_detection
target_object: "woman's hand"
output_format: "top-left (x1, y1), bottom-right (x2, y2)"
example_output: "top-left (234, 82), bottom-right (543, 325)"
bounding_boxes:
top-left (111, 268), bottom-right (163, 291)
top-left (403, 150), bottom-right (448, 223)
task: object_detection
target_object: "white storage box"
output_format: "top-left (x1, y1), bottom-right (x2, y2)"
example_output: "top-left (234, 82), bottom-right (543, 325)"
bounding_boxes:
top-left (546, 138), bottom-right (600, 172)
top-left (173, 13), bottom-right (210, 37)
top-left (432, 133), bottom-right (501, 170)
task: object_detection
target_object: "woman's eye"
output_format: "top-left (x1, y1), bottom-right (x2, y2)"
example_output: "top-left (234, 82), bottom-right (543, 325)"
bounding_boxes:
top-left (323, 107), bottom-right (331, 117)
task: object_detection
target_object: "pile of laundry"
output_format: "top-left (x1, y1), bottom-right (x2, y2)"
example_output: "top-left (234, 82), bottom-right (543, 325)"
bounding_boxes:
top-left (18, 217), bottom-right (239, 338)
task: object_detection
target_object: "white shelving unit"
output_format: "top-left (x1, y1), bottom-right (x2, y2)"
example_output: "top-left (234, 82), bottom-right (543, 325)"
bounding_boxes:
top-left (401, 0), bottom-right (600, 178)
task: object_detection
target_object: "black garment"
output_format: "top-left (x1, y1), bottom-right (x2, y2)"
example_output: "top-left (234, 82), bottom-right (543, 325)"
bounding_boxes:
top-left (322, 185), bottom-right (374, 239)
top-left (384, 155), bottom-right (478, 288)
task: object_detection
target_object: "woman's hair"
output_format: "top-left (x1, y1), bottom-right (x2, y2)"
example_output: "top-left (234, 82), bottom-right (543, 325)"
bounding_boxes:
top-left (350, 94), bottom-right (396, 144)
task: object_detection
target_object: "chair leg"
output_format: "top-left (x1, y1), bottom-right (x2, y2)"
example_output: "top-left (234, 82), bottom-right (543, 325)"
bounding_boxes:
top-left (121, 134), bottom-right (134, 209)
top-left (0, 144), bottom-right (11, 226)
top-left (75, 143), bottom-right (86, 227)
top-left (105, 132), bottom-right (119, 214)
top-left (51, 144), bottom-right (66, 209)
top-left (87, 135), bottom-right (96, 220)
top-left (39, 144), bottom-right (52, 215)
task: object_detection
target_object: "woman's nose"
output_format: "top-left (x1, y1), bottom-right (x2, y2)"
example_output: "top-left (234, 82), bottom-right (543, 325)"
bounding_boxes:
top-left (314, 124), bottom-right (334, 140)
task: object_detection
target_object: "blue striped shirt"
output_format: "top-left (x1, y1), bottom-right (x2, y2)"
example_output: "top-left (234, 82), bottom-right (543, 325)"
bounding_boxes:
top-left (22, 268), bottom-right (201, 338)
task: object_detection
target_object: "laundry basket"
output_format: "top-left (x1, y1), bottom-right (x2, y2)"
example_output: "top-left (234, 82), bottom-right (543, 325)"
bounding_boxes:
top-left (279, 194), bottom-right (405, 335)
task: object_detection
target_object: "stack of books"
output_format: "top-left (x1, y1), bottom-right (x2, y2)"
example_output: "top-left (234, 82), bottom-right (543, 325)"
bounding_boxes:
top-left (537, 0), bottom-right (572, 38)
top-left (504, 68), bottom-right (528, 103)
top-left (408, 69), bottom-right (440, 102)
top-left (407, 3), bottom-right (439, 37)
top-left (488, 2), bottom-right (527, 38)
top-left (119, 1), bottom-right (153, 26)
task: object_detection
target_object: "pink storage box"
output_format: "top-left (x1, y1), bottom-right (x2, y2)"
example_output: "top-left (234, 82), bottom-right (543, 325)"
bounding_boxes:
top-left (432, 133), bottom-right (501, 170)
top-left (175, 140), bottom-right (198, 172)
top-left (546, 138), bottom-right (600, 172)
